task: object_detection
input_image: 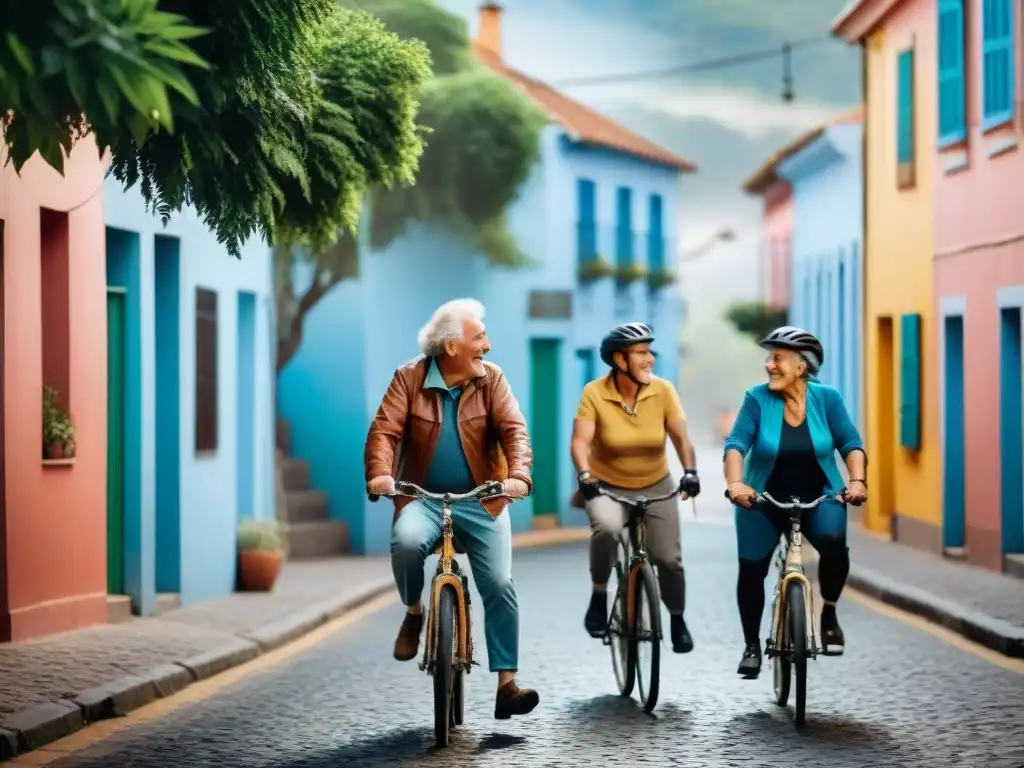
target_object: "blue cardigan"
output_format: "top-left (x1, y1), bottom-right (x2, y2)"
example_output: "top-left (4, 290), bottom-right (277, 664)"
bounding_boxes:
top-left (723, 382), bottom-right (865, 495)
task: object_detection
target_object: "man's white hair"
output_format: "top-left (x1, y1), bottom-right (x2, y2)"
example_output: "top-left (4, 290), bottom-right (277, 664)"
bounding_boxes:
top-left (417, 298), bottom-right (486, 356)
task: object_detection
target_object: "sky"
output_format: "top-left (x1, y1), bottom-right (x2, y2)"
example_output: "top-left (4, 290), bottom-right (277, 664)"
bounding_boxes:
top-left (435, 0), bottom-right (860, 309)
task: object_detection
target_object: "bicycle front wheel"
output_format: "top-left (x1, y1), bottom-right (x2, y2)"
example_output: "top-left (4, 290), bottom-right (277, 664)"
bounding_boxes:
top-left (609, 536), bottom-right (635, 697)
top-left (785, 581), bottom-right (808, 727)
top-left (632, 562), bottom-right (662, 713)
top-left (433, 585), bottom-right (458, 746)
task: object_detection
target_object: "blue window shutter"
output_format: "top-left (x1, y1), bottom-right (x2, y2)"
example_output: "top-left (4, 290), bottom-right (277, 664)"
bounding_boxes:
top-left (576, 348), bottom-right (595, 392)
top-left (647, 194), bottom-right (663, 274)
top-left (982, 0), bottom-right (1014, 127)
top-left (896, 49), bottom-right (915, 163)
top-left (937, 0), bottom-right (966, 144)
top-left (900, 313), bottom-right (922, 450)
top-left (615, 187), bottom-right (632, 268)
top-left (576, 179), bottom-right (596, 264)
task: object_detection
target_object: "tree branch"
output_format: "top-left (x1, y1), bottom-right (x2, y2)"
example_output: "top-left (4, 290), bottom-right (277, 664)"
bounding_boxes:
top-left (276, 269), bottom-right (341, 372)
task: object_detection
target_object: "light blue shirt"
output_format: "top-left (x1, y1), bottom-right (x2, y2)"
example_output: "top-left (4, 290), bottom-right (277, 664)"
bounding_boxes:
top-left (422, 358), bottom-right (474, 493)
top-left (723, 382), bottom-right (865, 495)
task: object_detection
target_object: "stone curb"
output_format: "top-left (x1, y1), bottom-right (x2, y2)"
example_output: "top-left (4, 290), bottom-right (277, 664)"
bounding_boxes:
top-left (803, 550), bottom-right (1024, 659)
top-left (0, 527), bottom-right (592, 761)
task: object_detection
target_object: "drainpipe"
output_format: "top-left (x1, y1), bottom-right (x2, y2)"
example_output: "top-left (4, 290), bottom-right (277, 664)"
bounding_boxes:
top-left (859, 39), bottom-right (869, 429)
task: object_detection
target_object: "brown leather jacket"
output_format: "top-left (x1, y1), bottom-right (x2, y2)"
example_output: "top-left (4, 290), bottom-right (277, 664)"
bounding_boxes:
top-left (364, 357), bottom-right (533, 518)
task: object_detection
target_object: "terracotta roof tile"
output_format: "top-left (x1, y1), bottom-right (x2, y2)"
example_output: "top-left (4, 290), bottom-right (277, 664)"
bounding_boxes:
top-left (741, 107), bottom-right (863, 195)
top-left (473, 43), bottom-right (696, 172)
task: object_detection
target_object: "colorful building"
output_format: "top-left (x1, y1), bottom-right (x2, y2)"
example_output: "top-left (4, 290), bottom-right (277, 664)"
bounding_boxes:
top-left (103, 178), bottom-right (276, 617)
top-left (777, 112), bottom-right (865, 427)
top-left (742, 158), bottom-right (792, 310)
top-left (277, 1), bottom-right (696, 554)
top-left (834, 0), bottom-right (941, 544)
top-left (929, 0), bottom-right (1024, 573)
top-left (0, 137), bottom-right (110, 641)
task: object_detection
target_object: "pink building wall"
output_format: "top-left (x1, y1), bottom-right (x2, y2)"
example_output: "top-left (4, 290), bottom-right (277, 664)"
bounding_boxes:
top-left (933, 0), bottom-right (1024, 571)
top-left (761, 181), bottom-right (793, 309)
top-left (0, 137), bottom-right (111, 640)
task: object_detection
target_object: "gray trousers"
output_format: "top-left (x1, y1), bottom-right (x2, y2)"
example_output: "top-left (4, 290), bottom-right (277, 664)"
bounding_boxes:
top-left (585, 474), bottom-right (686, 614)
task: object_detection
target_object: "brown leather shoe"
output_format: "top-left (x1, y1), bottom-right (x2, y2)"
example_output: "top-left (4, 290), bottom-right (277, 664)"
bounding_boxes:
top-left (393, 612), bottom-right (424, 661)
top-left (494, 680), bottom-right (539, 719)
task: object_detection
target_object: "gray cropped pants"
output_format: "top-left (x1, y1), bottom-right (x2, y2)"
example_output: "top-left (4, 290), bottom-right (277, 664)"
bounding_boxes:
top-left (584, 474), bottom-right (686, 615)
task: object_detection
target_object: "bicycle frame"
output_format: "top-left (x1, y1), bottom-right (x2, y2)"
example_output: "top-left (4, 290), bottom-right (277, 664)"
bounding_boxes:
top-left (759, 492), bottom-right (840, 659)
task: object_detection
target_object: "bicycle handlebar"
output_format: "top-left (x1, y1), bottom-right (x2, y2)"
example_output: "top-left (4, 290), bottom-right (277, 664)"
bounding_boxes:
top-left (368, 480), bottom-right (519, 503)
top-left (594, 480), bottom-right (682, 510)
top-left (722, 488), bottom-right (845, 508)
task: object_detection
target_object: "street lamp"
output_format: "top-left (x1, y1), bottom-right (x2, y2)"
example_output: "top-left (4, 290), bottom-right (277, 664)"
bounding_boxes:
top-left (679, 228), bottom-right (736, 264)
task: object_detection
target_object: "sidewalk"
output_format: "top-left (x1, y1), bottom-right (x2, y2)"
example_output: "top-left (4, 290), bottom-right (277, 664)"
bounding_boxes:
top-left (0, 557), bottom-right (394, 760)
top-left (844, 526), bottom-right (1024, 658)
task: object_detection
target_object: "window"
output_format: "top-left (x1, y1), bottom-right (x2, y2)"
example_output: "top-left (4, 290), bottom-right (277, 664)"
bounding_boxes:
top-left (615, 187), bottom-right (633, 268)
top-left (40, 208), bottom-right (71, 408)
top-left (900, 312), bottom-right (921, 450)
top-left (937, 0), bottom-right (966, 145)
top-left (896, 48), bottom-right (916, 188)
top-left (575, 348), bottom-right (595, 393)
top-left (981, 0), bottom-right (1014, 128)
top-left (647, 194), bottom-right (664, 274)
top-left (195, 287), bottom-right (218, 452)
top-left (576, 178), bottom-right (596, 265)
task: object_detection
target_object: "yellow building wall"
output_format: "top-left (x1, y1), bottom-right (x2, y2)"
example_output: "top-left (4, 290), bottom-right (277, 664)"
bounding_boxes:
top-left (862, 16), bottom-right (941, 538)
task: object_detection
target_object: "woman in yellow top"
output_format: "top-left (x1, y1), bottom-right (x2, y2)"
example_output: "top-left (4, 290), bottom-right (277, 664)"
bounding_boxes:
top-left (570, 323), bottom-right (700, 654)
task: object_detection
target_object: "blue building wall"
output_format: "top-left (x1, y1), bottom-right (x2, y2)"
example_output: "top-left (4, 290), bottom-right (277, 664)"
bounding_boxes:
top-left (103, 178), bottom-right (276, 612)
top-left (278, 124), bottom-right (684, 554)
top-left (777, 123), bottom-right (863, 428)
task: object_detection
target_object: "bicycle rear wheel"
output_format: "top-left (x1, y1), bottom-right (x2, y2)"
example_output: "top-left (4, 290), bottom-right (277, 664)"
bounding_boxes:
top-left (632, 562), bottom-right (662, 713)
top-left (609, 536), bottom-right (635, 697)
top-left (785, 582), bottom-right (808, 727)
top-left (434, 585), bottom-right (458, 746)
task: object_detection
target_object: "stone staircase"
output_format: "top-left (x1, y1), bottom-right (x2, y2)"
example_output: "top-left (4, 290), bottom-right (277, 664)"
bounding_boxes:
top-left (277, 418), bottom-right (349, 558)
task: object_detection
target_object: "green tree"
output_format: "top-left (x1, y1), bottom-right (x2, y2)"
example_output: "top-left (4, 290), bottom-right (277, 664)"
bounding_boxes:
top-left (1, 0), bottom-right (431, 255)
top-left (275, 0), bottom-right (546, 371)
top-left (725, 300), bottom-right (788, 342)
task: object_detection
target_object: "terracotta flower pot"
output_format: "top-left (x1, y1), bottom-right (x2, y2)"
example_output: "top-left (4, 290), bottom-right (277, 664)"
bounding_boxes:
top-left (45, 443), bottom-right (65, 460)
top-left (238, 549), bottom-right (284, 591)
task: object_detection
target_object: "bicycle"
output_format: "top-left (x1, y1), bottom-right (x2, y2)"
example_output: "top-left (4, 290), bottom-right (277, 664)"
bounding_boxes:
top-left (726, 489), bottom-right (842, 727)
top-left (593, 479), bottom-right (684, 713)
top-left (369, 480), bottom-right (514, 747)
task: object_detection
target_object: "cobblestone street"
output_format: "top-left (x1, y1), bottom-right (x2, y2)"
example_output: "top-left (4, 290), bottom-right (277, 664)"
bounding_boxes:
top-left (28, 516), bottom-right (1024, 768)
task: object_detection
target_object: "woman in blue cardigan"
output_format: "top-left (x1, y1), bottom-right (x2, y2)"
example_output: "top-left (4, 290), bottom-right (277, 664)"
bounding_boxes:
top-left (723, 326), bottom-right (867, 679)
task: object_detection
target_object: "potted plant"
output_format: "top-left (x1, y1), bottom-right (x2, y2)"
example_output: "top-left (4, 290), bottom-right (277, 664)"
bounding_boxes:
top-left (614, 262), bottom-right (648, 286)
top-left (237, 519), bottom-right (287, 591)
top-left (577, 256), bottom-right (615, 283)
top-left (42, 386), bottom-right (76, 459)
top-left (647, 268), bottom-right (678, 292)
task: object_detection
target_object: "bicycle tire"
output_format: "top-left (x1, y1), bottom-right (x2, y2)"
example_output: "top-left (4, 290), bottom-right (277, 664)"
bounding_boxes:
top-left (609, 536), bottom-right (635, 697)
top-left (786, 581), bottom-right (808, 727)
top-left (434, 585), bottom-right (458, 746)
top-left (772, 588), bottom-right (791, 706)
top-left (632, 562), bottom-right (662, 713)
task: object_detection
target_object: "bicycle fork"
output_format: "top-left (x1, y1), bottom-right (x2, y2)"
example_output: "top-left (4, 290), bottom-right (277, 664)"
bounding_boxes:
top-left (768, 532), bottom-right (820, 657)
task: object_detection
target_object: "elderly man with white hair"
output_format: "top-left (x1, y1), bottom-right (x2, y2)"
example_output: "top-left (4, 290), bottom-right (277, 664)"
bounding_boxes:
top-left (364, 298), bottom-right (539, 720)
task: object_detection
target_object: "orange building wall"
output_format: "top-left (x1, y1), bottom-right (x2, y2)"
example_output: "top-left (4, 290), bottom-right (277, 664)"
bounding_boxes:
top-left (0, 137), bottom-right (110, 641)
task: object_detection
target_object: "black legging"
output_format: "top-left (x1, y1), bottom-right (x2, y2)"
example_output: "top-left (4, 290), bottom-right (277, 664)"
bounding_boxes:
top-left (736, 536), bottom-right (850, 645)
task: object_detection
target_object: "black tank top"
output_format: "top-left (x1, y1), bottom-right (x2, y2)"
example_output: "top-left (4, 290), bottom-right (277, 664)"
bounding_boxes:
top-left (764, 419), bottom-right (829, 503)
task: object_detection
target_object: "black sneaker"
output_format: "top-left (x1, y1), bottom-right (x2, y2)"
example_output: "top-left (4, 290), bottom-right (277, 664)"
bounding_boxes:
top-left (670, 614), bottom-right (694, 653)
top-left (737, 642), bottom-right (762, 679)
top-left (820, 609), bottom-right (845, 656)
top-left (584, 591), bottom-right (608, 637)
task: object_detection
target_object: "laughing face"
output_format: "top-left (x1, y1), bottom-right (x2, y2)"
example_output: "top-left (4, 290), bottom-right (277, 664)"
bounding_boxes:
top-left (764, 346), bottom-right (806, 391)
top-left (614, 342), bottom-right (655, 384)
top-left (443, 316), bottom-right (490, 378)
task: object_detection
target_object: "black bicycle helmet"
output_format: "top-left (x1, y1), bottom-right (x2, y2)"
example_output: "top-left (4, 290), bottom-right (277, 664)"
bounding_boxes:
top-left (759, 325), bottom-right (824, 372)
top-left (600, 322), bottom-right (655, 367)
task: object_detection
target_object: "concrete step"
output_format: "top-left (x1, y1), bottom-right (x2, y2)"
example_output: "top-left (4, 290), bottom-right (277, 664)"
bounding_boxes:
top-left (287, 520), bottom-right (349, 558)
top-left (276, 419), bottom-right (291, 455)
top-left (156, 593), bottom-right (181, 615)
top-left (281, 457), bottom-right (310, 492)
top-left (107, 595), bottom-right (132, 624)
top-left (285, 490), bottom-right (329, 523)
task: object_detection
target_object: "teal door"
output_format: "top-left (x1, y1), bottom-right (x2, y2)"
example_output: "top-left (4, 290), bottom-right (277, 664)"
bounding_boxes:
top-left (942, 315), bottom-right (965, 549)
top-left (529, 339), bottom-right (561, 517)
top-left (1000, 308), bottom-right (1024, 554)
top-left (107, 290), bottom-right (126, 594)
